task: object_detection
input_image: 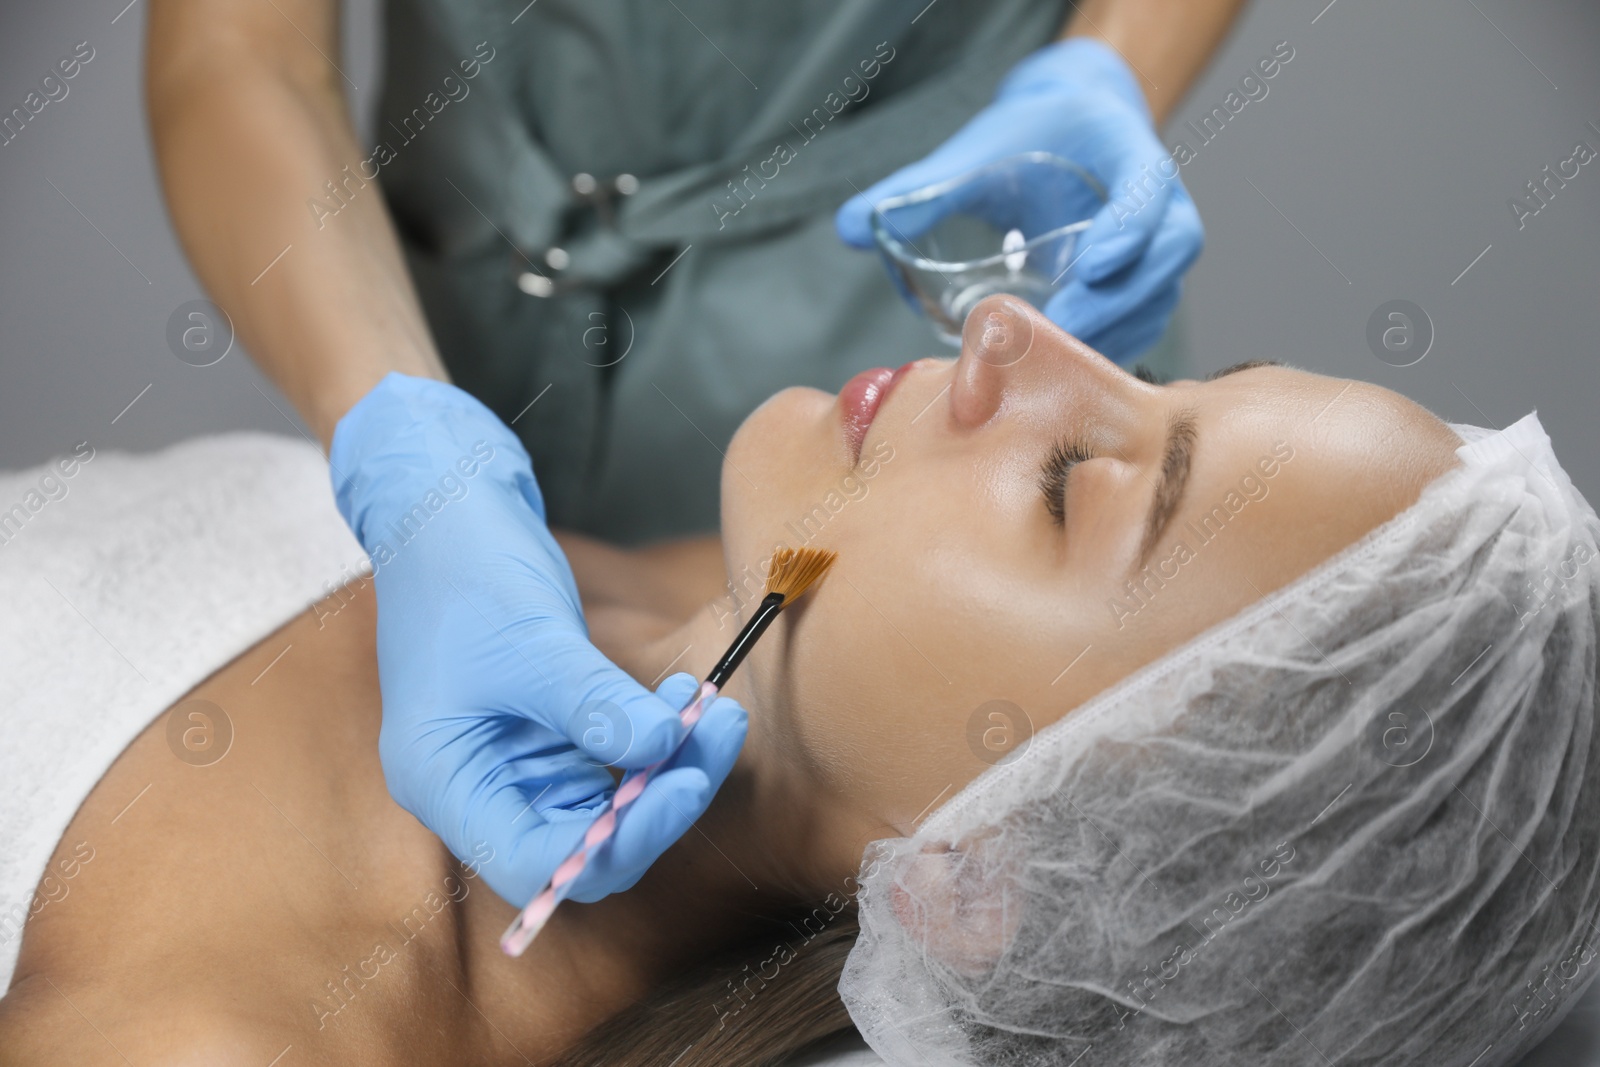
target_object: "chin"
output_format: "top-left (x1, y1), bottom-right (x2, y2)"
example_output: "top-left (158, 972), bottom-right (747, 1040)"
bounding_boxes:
top-left (721, 385), bottom-right (838, 577)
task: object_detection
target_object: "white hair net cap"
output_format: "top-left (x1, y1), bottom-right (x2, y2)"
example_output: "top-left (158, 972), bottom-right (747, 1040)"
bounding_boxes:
top-left (840, 412), bottom-right (1600, 1067)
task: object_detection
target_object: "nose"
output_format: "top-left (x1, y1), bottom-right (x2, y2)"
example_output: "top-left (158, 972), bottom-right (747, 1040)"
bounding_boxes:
top-left (949, 295), bottom-right (1123, 427)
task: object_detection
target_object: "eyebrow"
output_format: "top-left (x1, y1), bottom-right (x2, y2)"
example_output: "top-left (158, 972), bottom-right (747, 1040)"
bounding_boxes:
top-left (1207, 359), bottom-right (1281, 381)
top-left (1126, 359), bottom-right (1274, 565)
top-left (1137, 409), bottom-right (1198, 567)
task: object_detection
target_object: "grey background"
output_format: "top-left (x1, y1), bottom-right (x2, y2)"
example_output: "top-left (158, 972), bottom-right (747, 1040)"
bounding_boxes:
top-left (1, 0), bottom-right (1597, 507)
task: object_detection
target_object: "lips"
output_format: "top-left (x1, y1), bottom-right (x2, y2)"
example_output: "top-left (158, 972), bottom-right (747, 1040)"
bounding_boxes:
top-left (839, 361), bottom-right (916, 463)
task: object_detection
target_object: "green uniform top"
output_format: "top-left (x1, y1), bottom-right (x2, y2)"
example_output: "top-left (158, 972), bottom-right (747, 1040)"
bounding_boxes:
top-left (377, 0), bottom-right (1067, 542)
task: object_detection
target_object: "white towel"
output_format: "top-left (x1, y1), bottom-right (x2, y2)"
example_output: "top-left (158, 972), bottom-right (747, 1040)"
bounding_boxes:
top-left (0, 432), bottom-right (366, 989)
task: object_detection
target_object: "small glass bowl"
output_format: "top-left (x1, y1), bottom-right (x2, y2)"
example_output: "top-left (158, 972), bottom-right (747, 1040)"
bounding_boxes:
top-left (869, 152), bottom-right (1106, 345)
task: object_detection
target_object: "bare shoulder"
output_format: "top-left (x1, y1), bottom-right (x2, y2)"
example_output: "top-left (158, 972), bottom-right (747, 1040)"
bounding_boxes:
top-left (0, 969), bottom-right (443, 1066)
top-left (0, 974), bottom-right (309, 1067)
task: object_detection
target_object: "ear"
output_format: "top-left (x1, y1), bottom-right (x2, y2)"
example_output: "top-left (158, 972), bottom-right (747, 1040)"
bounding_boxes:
top-left (888, 839), bottom-right (1022, 978)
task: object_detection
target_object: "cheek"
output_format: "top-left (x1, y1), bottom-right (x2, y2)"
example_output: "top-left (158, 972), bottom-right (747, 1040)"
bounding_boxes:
top-left (773, 584), bottom-right (970, 827)
top-left (755, 458), bottom-right (1086, 830)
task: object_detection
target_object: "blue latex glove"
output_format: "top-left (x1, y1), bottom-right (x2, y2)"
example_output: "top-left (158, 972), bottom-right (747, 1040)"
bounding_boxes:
top-left (329, 373), bottom-right (748, 909)
top-left (836, 37), bottom-right (1202, 362)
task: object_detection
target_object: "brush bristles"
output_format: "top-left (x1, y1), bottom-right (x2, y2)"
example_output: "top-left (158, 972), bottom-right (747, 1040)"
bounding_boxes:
top-left (764, 547), bottom-right (839, 606)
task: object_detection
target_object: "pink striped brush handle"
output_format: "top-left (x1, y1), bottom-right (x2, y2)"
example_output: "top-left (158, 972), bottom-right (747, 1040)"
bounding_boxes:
top-left (500, 679), bottom-right (720, 957)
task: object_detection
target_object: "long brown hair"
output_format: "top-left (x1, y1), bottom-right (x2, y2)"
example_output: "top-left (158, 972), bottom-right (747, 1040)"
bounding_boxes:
top-left (552, 904), bottom-right (862, 1067)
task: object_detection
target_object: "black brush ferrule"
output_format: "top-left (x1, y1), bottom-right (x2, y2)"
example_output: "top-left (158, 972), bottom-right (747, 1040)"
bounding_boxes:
top-left (707, 591), bottom-right (785, 687)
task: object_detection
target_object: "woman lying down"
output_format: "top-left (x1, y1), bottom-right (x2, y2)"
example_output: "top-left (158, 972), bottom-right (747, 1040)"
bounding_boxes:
top-left (2, 296), bottom-right (1598, 1067)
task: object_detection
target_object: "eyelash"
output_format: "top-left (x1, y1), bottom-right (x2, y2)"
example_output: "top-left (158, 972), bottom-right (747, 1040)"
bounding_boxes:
top-left (1039, 436), bottom-right (1093, 527)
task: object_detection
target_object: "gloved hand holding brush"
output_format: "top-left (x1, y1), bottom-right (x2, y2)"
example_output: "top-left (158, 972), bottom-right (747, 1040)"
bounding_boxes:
top-left (330, 372), bottom-right (750, 910)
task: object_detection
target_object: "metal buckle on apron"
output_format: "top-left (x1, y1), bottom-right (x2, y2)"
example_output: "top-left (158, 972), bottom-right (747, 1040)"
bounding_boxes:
top-left (514, 172), bottom-right (639, 298)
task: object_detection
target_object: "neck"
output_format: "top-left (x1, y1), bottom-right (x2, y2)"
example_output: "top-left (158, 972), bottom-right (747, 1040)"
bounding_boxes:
top-left (453, 601), bottom-right (856, 1064)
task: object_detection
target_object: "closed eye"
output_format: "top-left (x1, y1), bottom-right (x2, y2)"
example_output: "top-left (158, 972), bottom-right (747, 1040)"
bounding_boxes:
top-left (1039, 436), bottom-right (1093, 527)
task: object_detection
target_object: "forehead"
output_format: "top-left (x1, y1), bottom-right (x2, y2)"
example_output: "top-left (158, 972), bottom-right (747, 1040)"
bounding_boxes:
top-left (1173, 365), bottom-right (1458, 553)
top-left (1185, 363), bottom-right (1331, 406)
top-left (1181, 365), bottom-right (1438, 446)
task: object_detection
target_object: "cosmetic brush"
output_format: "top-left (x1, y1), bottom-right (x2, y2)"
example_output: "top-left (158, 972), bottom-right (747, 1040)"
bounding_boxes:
top-left (500, 545), bottom-right (839, 957)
